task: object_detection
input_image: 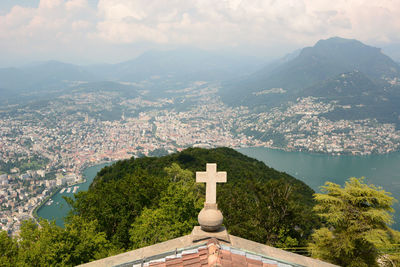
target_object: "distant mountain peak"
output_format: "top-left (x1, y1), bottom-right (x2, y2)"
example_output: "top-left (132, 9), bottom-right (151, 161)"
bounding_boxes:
top-left (316, 36), bottom-right (362, 45)
top-left (220, 36), bottom-right (400, 109)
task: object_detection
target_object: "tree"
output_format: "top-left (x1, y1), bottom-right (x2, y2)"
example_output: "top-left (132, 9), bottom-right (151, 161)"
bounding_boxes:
top-left (219, 178), bottom-right (317, 248)
top-left (17, 218), bottom-right (116, 266)
top-left (309, 177), bottom-right (399, 267)
top-left (71, 147), bottom-right (317, 251)
top-left (129, 164), bottom-right (203, 248)
top-left (71, 167), bottom-right (168, 249)
top-left (0, 231), bottom-right (18, 266)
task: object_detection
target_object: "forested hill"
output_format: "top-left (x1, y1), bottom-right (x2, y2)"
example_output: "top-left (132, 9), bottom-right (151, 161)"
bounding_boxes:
top-left (2, 148), bottom-right (397, 266)
top-left (71, 147), bottom-right (318, 251)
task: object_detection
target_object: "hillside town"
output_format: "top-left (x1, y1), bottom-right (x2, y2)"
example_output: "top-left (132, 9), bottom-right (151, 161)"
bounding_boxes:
top-left (0, 169), bottom-right (81, 235)
top-left (241, 97), bottom-right (400, 155)
top-left (1, 85), bottom-right (400, 234)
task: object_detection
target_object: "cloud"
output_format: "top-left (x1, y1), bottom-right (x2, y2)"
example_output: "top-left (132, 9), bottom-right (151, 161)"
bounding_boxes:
top-left (0, 0), bottom-right (96, 63)
top-left (94, 0), bottom-right (400, 47)
top-left (0, 0), bottom-right (399, 65)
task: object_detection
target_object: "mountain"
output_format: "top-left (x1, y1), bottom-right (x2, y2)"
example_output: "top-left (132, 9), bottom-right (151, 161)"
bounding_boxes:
top-left (85, 48), bottom-right (263, 92)
top-left (221, 37), bottom-right (400, 108)
top-left (0, 67), bottom-right (28, 97)
top-left (300, 70), bottom-right (379, 99)
top-left (0, 61), bottom-right (96, 97)
top-left (0, 49), bottom-right (263, 102)
top-left (70, 81), bottom-right (138, 98)
top-left (21, 60), bottom-right (96, 86)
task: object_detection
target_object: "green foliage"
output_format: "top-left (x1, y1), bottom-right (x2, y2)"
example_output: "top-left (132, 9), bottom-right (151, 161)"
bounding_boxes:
top-left (1, 148), bottom-right (320, 265)
top-left (0, 218), bottom-right (116, 266)
top-left (0, 231), bottom-right (18, 266)
top-left (219, 178), bottom-right (316, 248)
top-left (72, 147), bottom-right (317, 251)
top-left (0, 155), bottom-right (49, 173)
top-left (309, 177), bottom-right (399, 267)
top-left (130, 164), bottom-right (204, 248)
top-left (18, 218), bottom-right (116, 266)
top-left (70, 168), bottom-right (167, 248)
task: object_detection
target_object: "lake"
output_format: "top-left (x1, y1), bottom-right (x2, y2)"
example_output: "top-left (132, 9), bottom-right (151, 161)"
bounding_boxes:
top-left (237, 147), bottom-right (400, 230)
top-left (38, 149), bottom-right (400, 229)
top-left (37, 162), bottom-right (112, 226)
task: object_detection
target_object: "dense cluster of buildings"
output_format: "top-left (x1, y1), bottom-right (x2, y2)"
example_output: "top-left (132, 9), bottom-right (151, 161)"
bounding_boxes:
top-left (0, 169), bottom-right (80, 235)
top-left (242, 97), bottom-right (400, 155)
top-left (1, 85), bottom-right (400, 234)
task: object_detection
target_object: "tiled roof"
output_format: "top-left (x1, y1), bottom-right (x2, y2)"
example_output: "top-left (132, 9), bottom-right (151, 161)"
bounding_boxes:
top-left (80, 229), bottom-right (338, 267)
top-left (130, 238), bottom-right (299, 267)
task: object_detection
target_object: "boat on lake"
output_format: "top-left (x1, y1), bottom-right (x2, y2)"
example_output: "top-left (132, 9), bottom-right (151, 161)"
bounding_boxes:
top-left (67, 188), bottom-right (71, 193)
top-left (73, 186), bottom-right (79, 193)
top-left (60, 188), bottom-right (66, 193)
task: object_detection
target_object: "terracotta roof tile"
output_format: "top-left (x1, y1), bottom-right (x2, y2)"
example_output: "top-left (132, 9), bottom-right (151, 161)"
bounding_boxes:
top-left (184, 263), bottom-right (201, 267)
top-left (182, 257), bottom-right (200, 265)
top-left (246, 258), bottom-right (263, 266)
top-left (199, 248), bottom-right (208, 254)
top-left (182, 254), bottom-right (199, 261)
top-left (261, 258), bottom-right (278, 267)
top-left (221, 259), bottom-right (233, 267)
top-left (165, 258), bottom-right (183, 267)
top-left (221, 250), bottom-right (232, 259)
top-left (231, 253), bottom-right (247, 264)
top-left (134, 239), bottom-right (297, 267)
top-left (149, 262), bottom-right (166, 267)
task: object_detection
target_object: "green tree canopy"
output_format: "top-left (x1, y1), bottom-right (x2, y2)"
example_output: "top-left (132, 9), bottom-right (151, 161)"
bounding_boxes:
top-left (0, 231), bottom-right (18, 267)
top-left (129, 163), bottom-right (204, 248)
top-left (72, 147), bottom-right (317, 250)
top-left (0, 218), bottom-right (117, 266)
top-left (309, 177), bottom-right (400, 267)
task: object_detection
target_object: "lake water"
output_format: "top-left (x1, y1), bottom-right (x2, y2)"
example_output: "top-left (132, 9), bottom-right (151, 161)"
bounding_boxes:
top-left (37, 162), bottom-right (112, 226)
top-left (38, 149), bottom-right (400, 230)
top-left (237, 147), bottom-right (400, 230)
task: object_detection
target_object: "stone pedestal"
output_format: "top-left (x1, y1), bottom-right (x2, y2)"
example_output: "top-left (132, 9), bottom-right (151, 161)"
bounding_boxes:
top-left (191, 226), bottom-right (230, 243)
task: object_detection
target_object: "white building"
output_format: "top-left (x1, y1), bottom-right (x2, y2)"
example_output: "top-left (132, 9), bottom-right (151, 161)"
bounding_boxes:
top-left (64, 173), bottom-right (77, 184)
top-left (56, 176), bottom-right (66, 186)
top-left (36, 170), bottom-right (46, 178)
top-left (45, 179), bottom-right (57, 188)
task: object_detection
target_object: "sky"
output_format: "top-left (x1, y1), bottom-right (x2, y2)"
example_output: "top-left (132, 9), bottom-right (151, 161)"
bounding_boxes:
top-left (1, 0), bottom-right (400, 66)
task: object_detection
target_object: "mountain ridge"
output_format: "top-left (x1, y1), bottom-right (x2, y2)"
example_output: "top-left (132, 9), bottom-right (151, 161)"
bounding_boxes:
top-left (0, 49), bottom-right (263, 101)
top-left (220, 37), bottom-right (400, 107)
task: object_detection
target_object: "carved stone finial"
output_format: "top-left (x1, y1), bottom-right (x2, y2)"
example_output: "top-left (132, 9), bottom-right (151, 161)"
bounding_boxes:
top-left (196, 163), bottom-right (226, 231)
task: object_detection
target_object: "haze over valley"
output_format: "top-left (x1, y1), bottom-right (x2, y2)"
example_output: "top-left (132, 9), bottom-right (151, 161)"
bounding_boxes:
top-left (2, 1), bottom-right (400, 266)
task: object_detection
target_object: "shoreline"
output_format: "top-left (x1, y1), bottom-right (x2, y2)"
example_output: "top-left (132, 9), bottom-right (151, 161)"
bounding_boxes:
top-left (32, 186), bottom-right (62, 222)
top-left (33, 160), bottom-right (114, 223)
top-left (237, 143), bottom-right (400, 157)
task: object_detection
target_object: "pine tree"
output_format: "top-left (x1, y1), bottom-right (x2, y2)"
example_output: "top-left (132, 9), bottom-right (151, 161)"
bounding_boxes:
top-left (309, 177), bottom-right (400, 267)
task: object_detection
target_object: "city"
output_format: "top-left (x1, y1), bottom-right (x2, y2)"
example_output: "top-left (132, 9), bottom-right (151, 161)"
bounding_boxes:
top-left (1, 84), bottom-right (400, 234)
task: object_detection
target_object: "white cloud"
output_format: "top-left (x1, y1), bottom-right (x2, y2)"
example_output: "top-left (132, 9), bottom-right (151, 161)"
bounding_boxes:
top-left (65, 0), bottom-right (88, 11)
top-left (0, 0), bottom-right (399, 65)
top-left (94, 0), bottom-right (400, 48)
top-left (0, 0), bottom-right (96, 63)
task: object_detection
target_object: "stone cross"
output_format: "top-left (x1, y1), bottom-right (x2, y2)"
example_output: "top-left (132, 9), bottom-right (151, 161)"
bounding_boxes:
top-left (196, 163), bottom-right (227, 204)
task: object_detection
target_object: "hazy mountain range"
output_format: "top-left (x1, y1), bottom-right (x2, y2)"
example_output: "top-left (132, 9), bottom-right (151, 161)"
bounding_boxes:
top-left (0, 48), bottom-right (263, 101)
top-left (1, 37), bottom-right (400, 125)
top-left (220, 37), bottom-right (400, 104)
top-left (219, 37), bottom-right (400, 126)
